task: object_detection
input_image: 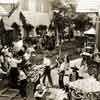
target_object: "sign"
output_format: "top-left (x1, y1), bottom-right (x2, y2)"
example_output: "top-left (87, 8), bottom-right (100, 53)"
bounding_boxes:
top-left (0, 0), bottom-right (18, 4)
top-left (76, 0), bottom-right (100, 12)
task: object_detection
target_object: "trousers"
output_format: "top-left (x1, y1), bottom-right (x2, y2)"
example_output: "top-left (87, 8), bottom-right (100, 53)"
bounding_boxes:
top-left (59, 71), bottom-right (65, 89)
top-left (43, 66), bottom-right (53, 86)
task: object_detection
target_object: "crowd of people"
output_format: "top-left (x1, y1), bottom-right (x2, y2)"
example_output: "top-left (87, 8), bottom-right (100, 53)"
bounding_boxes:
top-left (0, 17), bottom-right (97, 99)
top-left (0, 38), bottom-right (94, 100)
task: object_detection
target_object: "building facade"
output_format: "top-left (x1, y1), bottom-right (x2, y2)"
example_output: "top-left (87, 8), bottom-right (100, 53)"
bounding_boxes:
top-left (0, 0), bottom-right (52, 26)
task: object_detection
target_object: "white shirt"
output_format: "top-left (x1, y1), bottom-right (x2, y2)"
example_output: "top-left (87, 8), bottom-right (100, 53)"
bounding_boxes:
top-left (43, 57), bottom-right (51, 66)
top-left (13, 40), bottom-right (23, 52)
top-left (24, 52), bottom-right (31, 60)
top-left (19, 70), bottom-right (27, 81)
top-left (60, 62), bottom-right (70, 72)
top-left (27, 47), bottom-right (35, 54)
top-left (9, 58), bottom-right (22, 68)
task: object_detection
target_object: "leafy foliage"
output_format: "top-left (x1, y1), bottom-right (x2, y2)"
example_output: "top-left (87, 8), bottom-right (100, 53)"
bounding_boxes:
top-left (72, 14), bottom-right (92, 32)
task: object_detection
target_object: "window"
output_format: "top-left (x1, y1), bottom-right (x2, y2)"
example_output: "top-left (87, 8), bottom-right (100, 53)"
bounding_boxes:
top-left (36, 0), bottom-right (49, 13)
top-left (21, 0), bottom-right (29, 11)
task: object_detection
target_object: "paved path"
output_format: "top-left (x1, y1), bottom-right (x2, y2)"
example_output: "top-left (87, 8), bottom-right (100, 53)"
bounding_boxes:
top-left (0, 58), bottom-right (83, 100)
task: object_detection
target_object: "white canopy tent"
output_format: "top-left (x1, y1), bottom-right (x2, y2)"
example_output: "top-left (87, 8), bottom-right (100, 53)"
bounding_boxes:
top-left (84, 27), bottom-right (96, 35)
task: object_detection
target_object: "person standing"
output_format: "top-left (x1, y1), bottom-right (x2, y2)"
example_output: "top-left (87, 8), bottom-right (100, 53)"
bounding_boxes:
top-left (18, 67), bottom-right (27, 100)
top-left (58, 55), bottom-right (70, 89)
top-left (8, 54), bottom-right (22, 88)
top-left (42, 55), bottom-right (53, 87)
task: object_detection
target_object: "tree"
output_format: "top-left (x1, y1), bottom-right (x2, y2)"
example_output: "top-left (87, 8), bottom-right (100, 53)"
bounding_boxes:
top-left (72, 14), bottom-right (92, 32)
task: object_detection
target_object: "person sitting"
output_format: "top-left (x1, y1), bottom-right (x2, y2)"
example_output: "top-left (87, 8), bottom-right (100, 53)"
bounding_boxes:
top-left (34, 84), bottom-right (47, 100)
top-left (70, 66), bottom-right (79, 82)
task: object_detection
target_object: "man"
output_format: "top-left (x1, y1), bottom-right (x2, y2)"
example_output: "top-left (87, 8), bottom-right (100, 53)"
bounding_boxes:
top-left (42, 54), bottom-right (53, 87)
top-left (18, 67), bottom-right (27, 100)
top-left (58, 55), bottom-right (70, 89)
top-left (8, 54), bottom-right (22, 88)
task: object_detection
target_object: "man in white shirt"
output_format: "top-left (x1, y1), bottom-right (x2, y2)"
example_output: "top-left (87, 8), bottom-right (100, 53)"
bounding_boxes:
top-left (18, 68), bottom-right (27, 100)
top-left (59, 55), bottom-right (70, 89)
top-left (42, 55), bottom-right (53, 87)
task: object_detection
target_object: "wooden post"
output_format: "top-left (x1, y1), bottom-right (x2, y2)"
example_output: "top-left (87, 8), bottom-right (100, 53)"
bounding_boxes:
top-left (56, 28), bottom-right (60, 46)
top-left (96, 14), bottom-right (100, 52)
